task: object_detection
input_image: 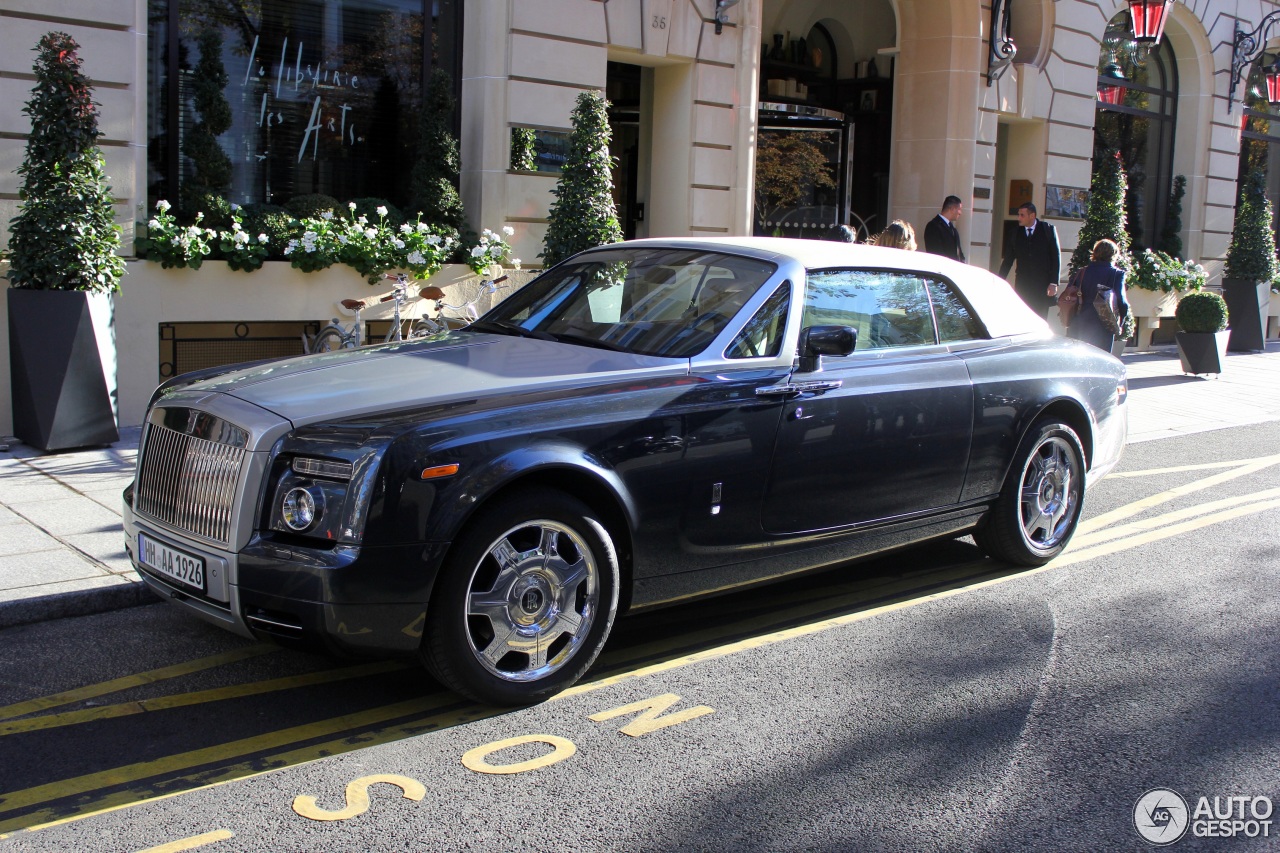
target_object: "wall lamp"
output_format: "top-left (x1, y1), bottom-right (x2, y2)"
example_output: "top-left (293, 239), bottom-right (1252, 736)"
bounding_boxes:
top-left (714, 0), bottom-right (739, 35)
top-left (1097, 56), bottom-right (1127, 105)
top-left (1230, 11), bottom-right (1280, 113)
top-left (986, 0), bottom-right (1016, 85)
top-left (1126, 0), bottom-right (1174, 44)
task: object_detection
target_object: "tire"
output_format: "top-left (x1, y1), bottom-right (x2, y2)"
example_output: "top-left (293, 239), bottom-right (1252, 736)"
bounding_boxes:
top-left (422, 488), bottom-right (620, 705)
top-left (311, 327), bottom-right (349, 353)
top-left (973, 419), bottom-right (1086, 567)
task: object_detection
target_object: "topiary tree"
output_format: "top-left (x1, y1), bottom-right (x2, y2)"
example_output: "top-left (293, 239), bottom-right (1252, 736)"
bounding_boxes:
top-left (1069, 150), bottom-right (1129, 277)
top-left (408, 69), bottom-right (467, 233)
top-left (1224, 170), bottom-right (1280, 284)
top-left (541, 91), bottom-right (623, 267)
top-left (5, 32), bottom-right (124, 292)
top-left (1157, 174), bottom-right (1186, 259)
top-left (181, 30), bottom-right (233, 219)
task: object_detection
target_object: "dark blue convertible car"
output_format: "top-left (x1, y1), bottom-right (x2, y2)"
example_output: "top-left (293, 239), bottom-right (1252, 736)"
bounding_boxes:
top-left (125, 238), bottom-right (1127, 704)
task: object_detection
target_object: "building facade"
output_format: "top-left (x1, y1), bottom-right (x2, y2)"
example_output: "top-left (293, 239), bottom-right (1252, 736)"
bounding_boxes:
top-left (2, 0), bottom-right (1278, 287)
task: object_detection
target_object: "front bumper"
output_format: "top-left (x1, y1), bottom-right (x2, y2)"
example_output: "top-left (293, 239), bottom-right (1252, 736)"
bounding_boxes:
top-left (125, 499), bottom-right (451, 656)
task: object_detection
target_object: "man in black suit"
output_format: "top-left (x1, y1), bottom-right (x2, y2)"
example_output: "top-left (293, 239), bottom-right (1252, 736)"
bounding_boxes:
top-left (923, 196), bottom-right (966, 262)
top-left (999, 202), bottom-right (1061, 312)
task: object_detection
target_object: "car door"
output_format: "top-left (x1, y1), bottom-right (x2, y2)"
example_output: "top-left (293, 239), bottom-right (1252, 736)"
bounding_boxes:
top-left (760, 268), bottom-right (975, 534)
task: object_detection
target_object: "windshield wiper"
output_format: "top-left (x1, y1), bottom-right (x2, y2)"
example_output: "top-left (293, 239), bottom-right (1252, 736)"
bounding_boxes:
top-left (547, 332), bottom-right (631, 352)
top-left (468, 320), bottom-right (557, 341)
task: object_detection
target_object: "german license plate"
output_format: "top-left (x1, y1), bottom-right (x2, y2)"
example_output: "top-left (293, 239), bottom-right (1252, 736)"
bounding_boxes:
top-left (138, 533), bottom-right (205, 591)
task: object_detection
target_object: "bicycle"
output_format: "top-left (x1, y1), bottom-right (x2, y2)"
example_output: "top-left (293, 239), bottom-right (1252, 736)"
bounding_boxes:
top-left (303, 273), bottom-right (425, 354)
top-left (414, 275), bottom-right (510, 335)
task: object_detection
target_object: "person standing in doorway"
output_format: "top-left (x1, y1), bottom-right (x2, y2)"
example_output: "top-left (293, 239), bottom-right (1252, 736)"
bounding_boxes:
top-left (923, 196), bottom-right (966, 262)
top-left (999, 202), bottom-right (1061, 313)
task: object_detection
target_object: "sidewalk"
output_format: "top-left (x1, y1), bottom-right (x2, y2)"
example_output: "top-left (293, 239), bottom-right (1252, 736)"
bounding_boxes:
top-left (1, 342), bottom-right (1278, 629)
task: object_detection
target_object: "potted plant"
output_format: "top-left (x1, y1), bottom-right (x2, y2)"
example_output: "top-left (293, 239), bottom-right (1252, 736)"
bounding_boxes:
top-left (1126, 248), bottom-right (1205, 348)
top-left (1174, 290), bottom-right (1230, 376)
top-left (1222, 170), bottom-right (1279, 352)
top-left (4, 32), bottom-right (125, 451)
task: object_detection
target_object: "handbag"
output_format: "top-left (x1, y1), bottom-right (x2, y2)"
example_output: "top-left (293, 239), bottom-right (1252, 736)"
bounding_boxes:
top-left (1057, 270), bottom-right (1083, 326)
top-left (1093, 270), bottom-right (1123, 336)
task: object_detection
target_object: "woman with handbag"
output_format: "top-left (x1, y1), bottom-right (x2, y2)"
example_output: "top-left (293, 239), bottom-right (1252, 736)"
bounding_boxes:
top-left (1061, 238), bottom-right (1130, 351)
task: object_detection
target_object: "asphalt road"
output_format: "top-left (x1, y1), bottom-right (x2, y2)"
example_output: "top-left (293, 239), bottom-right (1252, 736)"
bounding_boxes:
top-left (2, 420), bottom-right (1278, 852)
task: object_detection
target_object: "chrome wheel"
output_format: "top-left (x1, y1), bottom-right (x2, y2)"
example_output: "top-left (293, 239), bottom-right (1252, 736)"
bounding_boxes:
top-left (464, 519), bottom-right (600, 682)
top-left (1017, 435), bottom-right (1079, 550)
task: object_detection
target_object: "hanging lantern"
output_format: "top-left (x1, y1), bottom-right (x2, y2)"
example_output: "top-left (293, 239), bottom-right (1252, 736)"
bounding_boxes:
top-left (1266, 57), bottom-right (1280, 105)
top-left (1098, 58), bottom-right (1127, 105)
top-left (1127, 0), bottom-right (1173, 44)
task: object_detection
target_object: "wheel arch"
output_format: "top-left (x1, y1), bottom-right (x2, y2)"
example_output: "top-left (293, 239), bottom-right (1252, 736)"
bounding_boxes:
top-left (1030, 397), bottom-right (1094, 468)
top-left (440, 451), bottom-right (639, 614)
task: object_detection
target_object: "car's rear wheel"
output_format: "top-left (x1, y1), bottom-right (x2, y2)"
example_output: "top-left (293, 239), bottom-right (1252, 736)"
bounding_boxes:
top-left (974, 419), bottom-right (1085, 566)
top-left (422, 489), bottom-right (619, 705)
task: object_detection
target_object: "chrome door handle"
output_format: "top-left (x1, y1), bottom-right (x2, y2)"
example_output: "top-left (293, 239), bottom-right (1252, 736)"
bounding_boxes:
top-left (755, 380), bottom-right (843, 398)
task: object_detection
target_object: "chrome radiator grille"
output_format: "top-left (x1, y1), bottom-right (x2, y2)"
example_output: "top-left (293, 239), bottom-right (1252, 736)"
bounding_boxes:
top-left (134, 420), bottom-right (247, 546)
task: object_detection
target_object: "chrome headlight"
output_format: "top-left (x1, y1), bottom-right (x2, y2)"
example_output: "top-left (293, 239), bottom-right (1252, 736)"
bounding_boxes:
top-left (281, 486), bottom-right (324, 531)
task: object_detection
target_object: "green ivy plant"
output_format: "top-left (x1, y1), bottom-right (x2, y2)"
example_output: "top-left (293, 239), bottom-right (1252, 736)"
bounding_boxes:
top-left (510, 128), bottom-right (537, 171)
top-left (4, 32), bottom-right (124, 293)
top-left (1069, 150), bottom-right (1130, 277)
top-left (1224, 170), bottom-right (1280, 284)
top-left (541, 91), bottom-right (624, 267)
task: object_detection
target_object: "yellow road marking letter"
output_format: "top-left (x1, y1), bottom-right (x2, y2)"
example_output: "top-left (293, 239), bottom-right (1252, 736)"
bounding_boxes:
top-left (134, 829), bottom-right (234, 852)
top-left (588, 693), bottom-right (715, 737)
top-left (461, 735), bottom-right (577, 775)
top-left (292, 774), bottom-right (426, 822)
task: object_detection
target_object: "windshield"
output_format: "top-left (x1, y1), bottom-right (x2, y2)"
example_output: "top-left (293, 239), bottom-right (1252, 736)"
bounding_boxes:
top-left (477, 248), bottom-right (778, 358)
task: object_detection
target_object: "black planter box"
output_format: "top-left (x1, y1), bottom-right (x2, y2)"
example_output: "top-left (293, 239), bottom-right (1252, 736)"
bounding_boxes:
top-left (1222, 278), bottom-right (1267, 353)
top-left (1175, 330), bottom-right (1230, 376)
top-left (8, 288), bottom-right (119, 451)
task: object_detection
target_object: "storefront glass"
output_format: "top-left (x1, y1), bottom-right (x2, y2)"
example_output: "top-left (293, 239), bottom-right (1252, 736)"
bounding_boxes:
top-left (147, 0), bottom-right (461, 215)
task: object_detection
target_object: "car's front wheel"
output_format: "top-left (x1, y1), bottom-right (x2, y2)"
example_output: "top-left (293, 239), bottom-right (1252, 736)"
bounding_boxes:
top-left (974, 419), bottom-right (1085, 566)
top-left (422, 488), bottom-right (620, 705)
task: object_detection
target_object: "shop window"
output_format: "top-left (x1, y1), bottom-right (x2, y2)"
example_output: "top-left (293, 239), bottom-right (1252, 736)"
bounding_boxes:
top-left (1239, 54), bottom-right (1280, 239)
top-left (147, 0), bottom-right (461, 214)
top-left (1092, 13), bottom-right (1177, 251)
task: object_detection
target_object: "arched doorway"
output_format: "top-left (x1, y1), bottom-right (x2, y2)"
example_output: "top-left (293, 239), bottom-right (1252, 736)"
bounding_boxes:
top-left (1092, 13), bottom-right (1178, 251)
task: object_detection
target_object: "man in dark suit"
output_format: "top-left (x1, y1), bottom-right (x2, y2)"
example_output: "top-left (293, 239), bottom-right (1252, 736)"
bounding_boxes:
top-left (923, 196), bottom-right (966, 262)
top-left (999, 202), bottom-right (1061, 312)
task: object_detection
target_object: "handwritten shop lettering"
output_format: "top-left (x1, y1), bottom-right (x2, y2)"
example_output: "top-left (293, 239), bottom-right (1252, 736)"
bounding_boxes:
top-left (242, 34), bottom-right (365, 162)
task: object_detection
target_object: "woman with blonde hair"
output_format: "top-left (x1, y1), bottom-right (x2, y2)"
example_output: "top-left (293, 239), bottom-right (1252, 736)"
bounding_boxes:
top-left (872, 220), bottom-right (917, 251)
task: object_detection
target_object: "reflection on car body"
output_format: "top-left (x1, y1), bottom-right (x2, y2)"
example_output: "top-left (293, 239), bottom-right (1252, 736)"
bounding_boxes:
top-left (124, 238), bottom-right (1127, 705)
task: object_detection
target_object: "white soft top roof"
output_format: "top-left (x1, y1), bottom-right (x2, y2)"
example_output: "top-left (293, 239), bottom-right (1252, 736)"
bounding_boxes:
top-left (594, 237), bottom-right (1052, 340)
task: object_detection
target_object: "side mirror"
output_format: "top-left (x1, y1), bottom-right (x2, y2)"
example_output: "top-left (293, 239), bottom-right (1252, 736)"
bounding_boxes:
top-left (797, 325), bottom-right (856, 372)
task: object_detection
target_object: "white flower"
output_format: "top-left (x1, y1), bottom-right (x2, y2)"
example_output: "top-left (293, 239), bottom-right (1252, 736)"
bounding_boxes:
top-left (258, 234), bottom-right (269, 243)
top-left (170, 236), bottom-right (182, 247)
top-left (231, 221), bottom-right (243, 232)
top-left (348, 202), bottom-right (357, 211)
top-left (233, 231), bottom-right (250, 246)
top-left (337, 235), bottom-right (349, 244)
top-left (393, 239), bottom-right (405, 249)
top-left (512, 258), bottom-right (522, 270)
top-left (470, 246), bottom-right (485, 258)
top-left (148, 218), bottom-right (161, 230)
top-left (321, 210), bottom-right (334, 221)
top-left (376, 205), bottom-right (388, 217)
top-left (426, 235), bottom-right (441, 246)
top-left (407, 250), bottom-right (426, 266)
top-left (399, 223), bottom-right (412, 234)
top-left (156, 199), bottom-right (171, 212)
top-left (417, 222), bottom-right (430, 233)
top-left (195, 212), bottom-right (205, 222)
top-left (206, 229), bottom-right (217, 238)
top-left (364, 228), bottom-right (377, 239)
top-left (502, 226), bottom-right (515, 237)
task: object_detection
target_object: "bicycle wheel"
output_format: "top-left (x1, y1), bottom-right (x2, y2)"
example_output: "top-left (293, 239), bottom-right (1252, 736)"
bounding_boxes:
top-left (311, 327), bottom-right (350, 353)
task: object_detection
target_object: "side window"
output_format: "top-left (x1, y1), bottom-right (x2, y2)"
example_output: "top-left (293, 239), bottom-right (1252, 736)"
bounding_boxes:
top-left (802, 270), bottom-right (935, 351)
top-left (926, 278), bottom-right (986, 342)
top-left (726, 283), bottom-right (790, 358)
